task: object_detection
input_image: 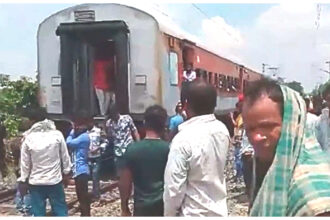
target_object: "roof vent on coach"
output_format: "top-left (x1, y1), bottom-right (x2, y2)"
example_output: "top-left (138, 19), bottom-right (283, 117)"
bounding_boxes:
top-left (74, 10), bottom-right (95, 22)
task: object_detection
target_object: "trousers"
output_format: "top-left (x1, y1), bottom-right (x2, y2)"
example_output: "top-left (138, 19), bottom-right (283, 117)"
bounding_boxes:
top-left (95, 88), bottom-right (115, 115)
top-left (74, 174), bottom-right (91, 216)
top-left (89, 158), bottom-right (101, 199)
top-left (134, 200), bottom-right (164, 216)
top-left (242, 154), bottom-right (253, 197)
top-left (29, 182), bottom-right (68, 216)
top-left (180, 81), bottom-right (190, 105)
top-left (234, 145), bottom-right (243, 178)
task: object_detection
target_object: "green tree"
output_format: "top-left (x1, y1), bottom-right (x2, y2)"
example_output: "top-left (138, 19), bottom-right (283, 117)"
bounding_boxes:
top-left (0, 76), bottom-right (39, 137)
top-left (285, 81), bottom-right (304, 95)
top-left (310, 80), bottom-right (330, 97)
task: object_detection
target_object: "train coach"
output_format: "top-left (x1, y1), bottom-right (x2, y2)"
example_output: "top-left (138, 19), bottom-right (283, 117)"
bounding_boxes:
top-left (37, 3), bottom-right (262, 123)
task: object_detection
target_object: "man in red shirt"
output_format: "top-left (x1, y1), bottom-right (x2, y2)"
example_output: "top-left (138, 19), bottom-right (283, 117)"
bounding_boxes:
top-left (94, 51), bottom-right (115, 116)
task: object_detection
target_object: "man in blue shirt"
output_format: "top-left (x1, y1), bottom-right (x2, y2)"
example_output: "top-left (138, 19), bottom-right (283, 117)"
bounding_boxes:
top-left (66, 117), bottom-right (91, 216)
top-left (168, 102), bottom-right (185, 140)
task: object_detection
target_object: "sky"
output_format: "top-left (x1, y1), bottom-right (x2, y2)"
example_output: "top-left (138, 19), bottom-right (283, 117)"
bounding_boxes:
top-left (0, 2), bottom-right (329, 92)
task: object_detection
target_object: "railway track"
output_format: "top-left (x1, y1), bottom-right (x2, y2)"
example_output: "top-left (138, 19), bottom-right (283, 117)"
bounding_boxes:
top-left (0, 180), bottom-right (119, 216)
top-left (0, 188), bottom-right (18, 216)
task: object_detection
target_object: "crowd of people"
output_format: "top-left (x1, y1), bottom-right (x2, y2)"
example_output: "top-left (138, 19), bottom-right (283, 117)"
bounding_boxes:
top-left (1, 63), bottom-right (329, 216)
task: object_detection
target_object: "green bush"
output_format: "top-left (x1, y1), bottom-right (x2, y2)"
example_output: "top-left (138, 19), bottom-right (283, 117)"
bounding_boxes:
top-left (0, 76), bottom-right (39, 137)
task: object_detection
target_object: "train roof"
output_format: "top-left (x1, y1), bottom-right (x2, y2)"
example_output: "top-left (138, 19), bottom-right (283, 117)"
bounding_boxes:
top-left (39, 3), bottom-right (261, 76)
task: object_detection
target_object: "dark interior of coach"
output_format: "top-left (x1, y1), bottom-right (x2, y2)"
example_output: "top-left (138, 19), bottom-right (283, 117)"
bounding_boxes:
top-left (56, 21), bottom-right (129, 119)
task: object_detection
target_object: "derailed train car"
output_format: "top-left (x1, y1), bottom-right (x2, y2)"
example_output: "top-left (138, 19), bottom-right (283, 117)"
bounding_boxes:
top-left (37, 3), bottom-right (262, 123)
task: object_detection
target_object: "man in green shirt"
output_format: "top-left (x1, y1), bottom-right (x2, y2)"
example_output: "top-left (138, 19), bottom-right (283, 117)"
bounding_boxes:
top-left (119, 105), bottom-right (169, 216)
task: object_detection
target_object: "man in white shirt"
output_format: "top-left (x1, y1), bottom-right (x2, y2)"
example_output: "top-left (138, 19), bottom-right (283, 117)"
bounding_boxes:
top-left (164, 79), bottom-right (230, 216)
top-left (316, 84), bottom-right (330, 152)
top-left (181, 63), bottom-right (197, 105)
top-left (183, 63), bottom-right (197, 82)
top-left (17, 108), bottom-right (72, 216)
top-left (304, 97), bottom-right (318, 134)
top-left (88, 123), bottom-right (107, 200)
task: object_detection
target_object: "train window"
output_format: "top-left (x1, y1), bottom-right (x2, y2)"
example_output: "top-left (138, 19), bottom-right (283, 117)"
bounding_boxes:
top-left (208, 72), bottom-right (213, 84)
top-left (214, 73), bottom-right (218, 87)
top-left (201, 70), bottom-right (208, 80)
top-left (231, 77), bottom-right (237, 91)
top-left (229, 76), bottom-right (234, 92)
top-left (169, 52), bottom-right (178, 85)
top-left (223, 75), bottom-right (227, 90)
top-left (229, 77), bottom-right (236, 92)
top-left (226, 77), bottom-right (230, 91)
top-left (195, 68), bottom-right (202, 78)
top-left (218, 74), bottom-right (224, 90)
top-left (195, 68), bottom-right (200, 77)
top-left (234, 78), bottom-right (240, 91)
top-left (243, 80), bottom-right (248, 92)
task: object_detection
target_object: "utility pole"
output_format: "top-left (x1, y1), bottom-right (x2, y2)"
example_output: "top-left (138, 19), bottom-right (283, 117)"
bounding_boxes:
top-left (326, 61), bottom-right (330, 81)
top-left (262, 63), bottom-right (268, 74)
top-left (319, 61), bottom-right (330, 81)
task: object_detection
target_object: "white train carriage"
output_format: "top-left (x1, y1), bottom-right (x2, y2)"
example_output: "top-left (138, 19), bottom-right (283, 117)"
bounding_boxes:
top-left (37, 3), bottom-right (262, 122)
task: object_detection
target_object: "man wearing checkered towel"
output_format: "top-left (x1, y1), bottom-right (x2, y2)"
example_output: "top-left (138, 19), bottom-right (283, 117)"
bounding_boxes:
top-left (242, 78), bottom-right (330, 216)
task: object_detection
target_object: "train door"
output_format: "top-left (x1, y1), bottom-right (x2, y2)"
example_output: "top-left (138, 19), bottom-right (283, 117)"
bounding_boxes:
top-left (56, 34), bottom-right (92, 116)
top-left (182, 40), bottom-right (195, 69)
top-left (56, 21), bottom-right (130, 118)
top-left (74, 39), bottom-right (94, 115)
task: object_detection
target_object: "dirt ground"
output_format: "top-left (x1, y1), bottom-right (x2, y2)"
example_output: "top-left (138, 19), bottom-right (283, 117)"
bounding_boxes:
top-left (1, 138), bottom-right (249, 217)
top-left (84, 146), bottom-right (249, 217)
top-left (225, 146), bottom-right (249, 216)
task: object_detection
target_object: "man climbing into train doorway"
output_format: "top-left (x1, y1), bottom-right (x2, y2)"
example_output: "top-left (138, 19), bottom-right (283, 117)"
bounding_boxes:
top-left (180, 63), bottom-right (196, 106)
top-left (93, 44), bottom-right (116, 116)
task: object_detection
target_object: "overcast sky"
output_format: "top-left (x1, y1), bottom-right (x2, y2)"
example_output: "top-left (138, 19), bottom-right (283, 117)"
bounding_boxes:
top-left (0, 2), bottom-right (329, 92)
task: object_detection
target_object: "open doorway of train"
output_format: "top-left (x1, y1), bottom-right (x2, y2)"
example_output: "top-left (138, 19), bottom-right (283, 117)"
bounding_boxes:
top-left (56, 21), bottom-right (129, 118)
top-left (182, 44), bottom-right (195, 73)
top-left (93, 41), bottom-right (116, 116)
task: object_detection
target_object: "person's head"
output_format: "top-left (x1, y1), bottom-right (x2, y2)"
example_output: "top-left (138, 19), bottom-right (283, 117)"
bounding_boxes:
top-left (175, 102), bottom-right (183, 114)
top-left (242, 78), bottom-right (283, 163)
top-left (72, 111), bottom-right (91, 135)
top-left (238, 93), bottom-right (244, 102)
top-left (107, 103), bottom-right (120, 121)
top-left (186, 79), bottom-right (217, 118)
top-left (236, 101), bottom-right (243, 113)
top-left (88, 119), bottom-right (98, 130)
top-left (23, 107), bottom-right (47, 124)
top-left (144, 105), bottom-right (168, 136)
top-left (186, 63), bottom-right (193, 72)
top-left (304, 97), bottom-right (311, 112)
top-left (322, 83), bottom-right (330, 109)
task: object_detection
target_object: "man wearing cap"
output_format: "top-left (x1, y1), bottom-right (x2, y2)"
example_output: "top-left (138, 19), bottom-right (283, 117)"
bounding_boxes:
top-left (66, 116), bottom-right (91, 216)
